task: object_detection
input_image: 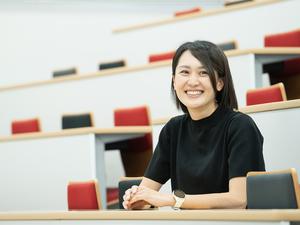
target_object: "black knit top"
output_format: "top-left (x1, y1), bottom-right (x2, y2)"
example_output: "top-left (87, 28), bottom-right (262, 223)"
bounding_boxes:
top-left (145, 106), bottom-right (265, 194)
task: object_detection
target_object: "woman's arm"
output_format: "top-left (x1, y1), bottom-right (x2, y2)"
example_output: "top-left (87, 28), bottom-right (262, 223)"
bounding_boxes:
top-left (128, 177), bottom-right (246, 209)
top-left (123, 177), bottom-right (163, 209)
top-left (181, 177), bottom-right (246, 209)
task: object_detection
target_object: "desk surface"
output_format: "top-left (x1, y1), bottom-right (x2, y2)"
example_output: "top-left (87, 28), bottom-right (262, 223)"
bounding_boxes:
top-left (151, 99), bottom-right (300, 125)
top-left (0, 209), bottom-right (300, 221)
top-left (0, 47), bottom-right (299, 92)
top-left (0, 126), bottom-right (152, 142)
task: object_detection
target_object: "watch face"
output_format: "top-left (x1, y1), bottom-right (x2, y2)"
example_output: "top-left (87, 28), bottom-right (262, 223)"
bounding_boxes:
top-left (174, 189), bottom-right (185, 198)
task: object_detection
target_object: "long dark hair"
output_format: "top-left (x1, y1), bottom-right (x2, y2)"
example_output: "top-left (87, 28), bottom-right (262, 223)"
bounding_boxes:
top-left (171, 40), bottom-right (238, 113)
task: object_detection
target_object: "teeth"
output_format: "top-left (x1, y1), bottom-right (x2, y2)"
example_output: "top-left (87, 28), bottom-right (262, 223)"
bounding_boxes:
top-left (186, 90), bottom-right (202, 95)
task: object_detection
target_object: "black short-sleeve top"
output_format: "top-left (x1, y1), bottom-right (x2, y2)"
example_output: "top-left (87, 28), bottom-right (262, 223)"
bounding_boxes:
top-left (144, 106), bottom-right (265, 194)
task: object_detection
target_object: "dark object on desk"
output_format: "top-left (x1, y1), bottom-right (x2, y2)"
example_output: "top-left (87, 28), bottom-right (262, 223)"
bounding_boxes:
top-left (217, 41), bottom-right (238, 51)
top-left (264, 29), bottom-right (300, 100)
top-left (174, 7), bottom-right (201, 17)
top-left (67, 180), bottom-right (101, 210)
top-left (98, 60), bottom-right (126, 70)
top-left (247, 168), bottom-right (300, 209)
top-left (11, 118), bottom-right (41, 134)
top-left (224, 0), bottom-right (253, 6)
top-left (246, 82), bottom-right (287, 106)
top-left (52, 67), bottom-right (77, 78)
top-left (62, 113), bottom-right (94, 129)
top-left (118, 177), bottom-right (142, 209)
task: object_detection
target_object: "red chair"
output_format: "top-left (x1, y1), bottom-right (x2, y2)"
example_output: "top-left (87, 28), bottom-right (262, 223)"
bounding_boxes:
top-left (246, 83), bottom-right (287, 106)
top-left (174, 7), bottom-right (201, 17)
top-left (11, 118), bottom-right (41, 134)
top-left (264, 29), bottom-right (300, 99)
top-left (149, 51), bottom-right (175, 63)
top-left (67, 180), bottom-right (102, 210)
top-left (105, 106), bottom-right (153, 207)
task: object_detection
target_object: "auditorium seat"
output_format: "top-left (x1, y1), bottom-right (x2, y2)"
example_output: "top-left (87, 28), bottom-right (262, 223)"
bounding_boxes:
top-left (224, 0), bottom-right (253, 6)
top-left (52, 67), bottom-right (78, 78)
top-left (246, 82), bottom-right (287, 106)
top-left (263, 29), bottom-right (300, 99)
top-left (174, 7), bottom-right (201, 17)
top-left (62, 112), bottom-right (94, 129)
top-left (149, 51), bottom-right (175, 63)
top-left (106, 105), bottom-right (153, 177)
top-left (67, 180), bottom-right (102, 210)
top-left (217, 40), bottom-right (238, 51)
top-left (118, 177), bottom-right (142, 209)
top-left (11, 118), bottom-right (41, 134)
top-left (98, 60), bottom-right (126, 70)
top-left (247, 168), bottom-right (300, 209)
top-left (104, 106), bottom-right (152, 207)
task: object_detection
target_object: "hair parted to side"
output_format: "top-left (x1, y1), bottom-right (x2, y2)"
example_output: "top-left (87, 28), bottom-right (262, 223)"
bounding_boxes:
top-left (171, 40), bottom-right (238, 113)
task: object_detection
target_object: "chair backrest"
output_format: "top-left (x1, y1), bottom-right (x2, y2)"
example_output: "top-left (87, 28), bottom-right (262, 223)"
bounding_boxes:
top-left (114, 105), bottom-right (152, 151)
top-left (264, 29), bottom-right (300, 47)
top-left (62, 112), bottom-right (94, 129)
top-left (246, 82), bottom-right (287, 106)
top-left (217, 40), bottom-right (238, 51)
top-left (148, 51), bottom-right (175, 63)
top-left (99, 60), bottom-right (126, 70)
top-left (52, 67), bottom-right (77, 78)
top-left (174, 7), bottom-right (201, 17)
top-left (247, 168), bottom-right (300, 209)
top-left (224, 0), bottom-right (253, 6)
top-left (11, 118), bottom-right (41, 134)
top-left (67, 180), bottom-right (102, 210)
top-left (118, 176), bottom-right (142, 209)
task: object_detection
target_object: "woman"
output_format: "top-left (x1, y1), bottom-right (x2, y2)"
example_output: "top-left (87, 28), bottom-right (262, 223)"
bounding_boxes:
top-left (123, 40), bottom-right (265, 210)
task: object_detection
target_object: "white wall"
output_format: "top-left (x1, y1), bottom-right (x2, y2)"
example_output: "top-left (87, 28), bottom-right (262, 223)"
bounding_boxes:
top-left (0, 0), bottom-right (222, 86)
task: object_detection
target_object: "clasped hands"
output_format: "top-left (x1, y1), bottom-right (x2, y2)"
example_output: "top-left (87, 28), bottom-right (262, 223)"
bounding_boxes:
top-left (122, 185), bottom-right (174, 210)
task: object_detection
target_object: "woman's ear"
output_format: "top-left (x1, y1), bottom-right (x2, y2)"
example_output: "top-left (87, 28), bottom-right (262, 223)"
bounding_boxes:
top-left (216, 78), bottom-right (224, 91)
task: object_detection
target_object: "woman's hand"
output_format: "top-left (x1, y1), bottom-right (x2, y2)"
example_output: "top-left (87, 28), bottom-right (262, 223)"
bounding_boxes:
top-left (123, 185), bottom-right (174, 209)
top-left (122, 185), bottom-right (151, 210)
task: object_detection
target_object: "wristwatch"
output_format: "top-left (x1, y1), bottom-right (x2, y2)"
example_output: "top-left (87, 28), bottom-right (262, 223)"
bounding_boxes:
top-left (172, 189), bottom-right (185, 210)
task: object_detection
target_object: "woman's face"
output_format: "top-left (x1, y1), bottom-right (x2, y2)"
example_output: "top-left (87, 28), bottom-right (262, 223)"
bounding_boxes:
top-left (173, 50), bottom-right (223, 118)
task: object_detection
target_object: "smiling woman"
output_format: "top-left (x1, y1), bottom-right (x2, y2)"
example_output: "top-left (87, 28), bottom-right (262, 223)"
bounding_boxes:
top-left (122, 41), bottom-right (265, 210)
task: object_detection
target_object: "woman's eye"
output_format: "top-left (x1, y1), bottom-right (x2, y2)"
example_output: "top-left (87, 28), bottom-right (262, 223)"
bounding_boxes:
top-left (180, 70), bottom-right (189, 75)
top-left (199, 71), bottom-right (208, 77)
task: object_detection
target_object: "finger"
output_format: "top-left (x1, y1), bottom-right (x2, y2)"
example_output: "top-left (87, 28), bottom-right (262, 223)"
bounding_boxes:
top-left (122, 201), bottom-right (128, 209)
top-left (131, 185), bottom-right (139, 194)
top-left (125, 189), bottom-right (132, 195)
top-left (123, 194), bottom-right (130, 201)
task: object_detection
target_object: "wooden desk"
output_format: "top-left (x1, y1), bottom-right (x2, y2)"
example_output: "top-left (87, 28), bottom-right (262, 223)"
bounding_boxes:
top-left (0, 209), bottom-right (300, 224)
top-left (0, 126), bottom-right (151, 211)
top-left (226, 48), bottom-right (300, 105)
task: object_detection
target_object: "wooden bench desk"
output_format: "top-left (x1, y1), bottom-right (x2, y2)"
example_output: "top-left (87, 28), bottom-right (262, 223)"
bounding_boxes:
top-left (0, 209), bottom-right (300, 224)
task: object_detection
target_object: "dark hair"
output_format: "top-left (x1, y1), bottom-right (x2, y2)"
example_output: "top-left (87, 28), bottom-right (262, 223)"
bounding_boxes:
top-left (171, 40), bottom-right (238, 113)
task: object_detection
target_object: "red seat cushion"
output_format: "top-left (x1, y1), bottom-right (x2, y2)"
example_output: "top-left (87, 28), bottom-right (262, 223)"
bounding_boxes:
top-left (68, 181), bottom-right (99, 210)
top-left (114, 106), bottom-right (152, 152)
top-left (174, 7), bottom-right (201, 17)
top-left (107, 187), bottom-right (119, 203)
top-left (149, 51), bottom-right (175, 63)
top-left (11, 118), bottom-right (40, 134)
top-left (264, 29), bottom-right (300, 76)
top-left (246, 85), bottom-right (285, 106)
top-left (264, 30), bottom-right (300, 47)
